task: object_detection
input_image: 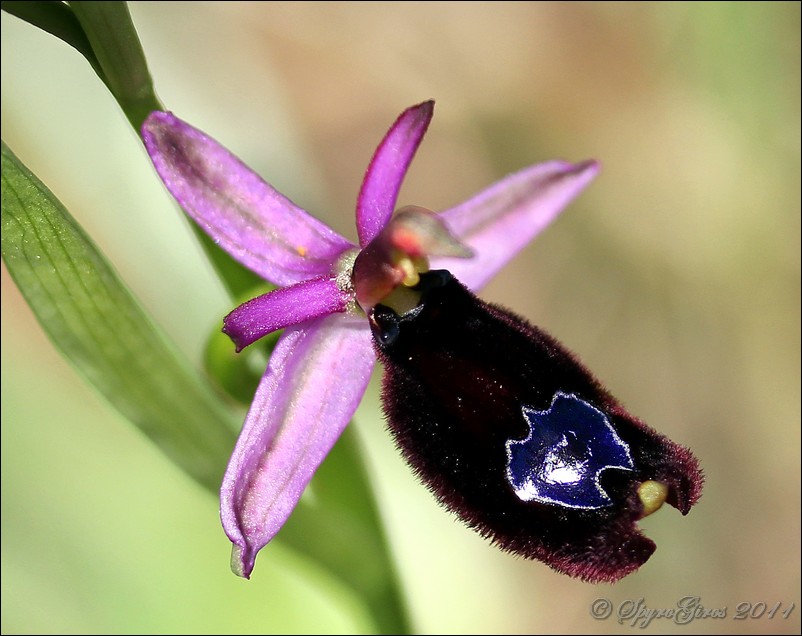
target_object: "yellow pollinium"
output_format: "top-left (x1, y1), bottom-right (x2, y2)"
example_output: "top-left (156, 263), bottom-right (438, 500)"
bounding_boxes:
top-left (394, 253), bottom-right (430, 288)
top-left (638, 480), bottom-right (669, 517)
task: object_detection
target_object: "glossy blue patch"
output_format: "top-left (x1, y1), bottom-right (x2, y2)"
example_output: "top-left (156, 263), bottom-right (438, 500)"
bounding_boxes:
top-left (505, 392), bottom-right (634, 509)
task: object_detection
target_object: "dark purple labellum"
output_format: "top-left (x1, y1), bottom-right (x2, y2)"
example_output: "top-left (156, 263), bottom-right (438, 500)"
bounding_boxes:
top-left (369, 270), bottom-right (703, 583)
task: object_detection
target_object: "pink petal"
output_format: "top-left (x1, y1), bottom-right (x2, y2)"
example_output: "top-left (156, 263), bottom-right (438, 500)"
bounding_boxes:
top-left (220, 313), bottom-right (375, 578)
top-left (356, 101), bottom-right (435, 247)
top-left (223, 277), bottom-right (350, 352)
top-left (433, 160), bottom-right (600, 291)
top-left (142, 112), bottom-right (354, 287)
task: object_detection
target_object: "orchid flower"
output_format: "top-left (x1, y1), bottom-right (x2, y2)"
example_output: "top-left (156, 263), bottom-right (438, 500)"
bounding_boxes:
top-left (142, 101), bottom-right (701, 583)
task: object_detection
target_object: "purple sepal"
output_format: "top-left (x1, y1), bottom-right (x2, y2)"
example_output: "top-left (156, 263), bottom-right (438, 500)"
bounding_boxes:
top-left (434, 160), bottom-right (600, 291)
top-left (142, 111), bottom-right (354, 287)
top-left (220, 313), bottom-right (375, 578)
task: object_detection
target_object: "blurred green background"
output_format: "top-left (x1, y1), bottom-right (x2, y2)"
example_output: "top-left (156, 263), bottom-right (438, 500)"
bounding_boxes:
top-left (2, 2), bottom-right (799, 633)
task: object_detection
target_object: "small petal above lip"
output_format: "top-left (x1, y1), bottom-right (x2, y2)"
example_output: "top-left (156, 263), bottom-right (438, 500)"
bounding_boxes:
top-left (220, 312), bottom-right (375, 579)
top-left (356, 101), bottom-right (435, 247)
top-left (223, 276), bottom-right (351, 352)
top-left (142, 111), bottom-right (354, 286)
top-left (434, 160), bottom-right (600, 291)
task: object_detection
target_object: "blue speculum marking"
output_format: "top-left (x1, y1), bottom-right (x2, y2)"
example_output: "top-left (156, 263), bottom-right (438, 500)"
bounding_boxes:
top-left (505, 392), bottom-right (634, 509)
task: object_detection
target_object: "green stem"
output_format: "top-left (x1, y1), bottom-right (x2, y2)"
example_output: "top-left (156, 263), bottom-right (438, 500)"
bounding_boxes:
top-left (69, 1), bottom-right (160, 130)
top-left (67, 1), bottom-right (262, 297)
top-left (1, 1), bottom-right (107, 83)
top-left (282, 427), bottom-right (412, 634)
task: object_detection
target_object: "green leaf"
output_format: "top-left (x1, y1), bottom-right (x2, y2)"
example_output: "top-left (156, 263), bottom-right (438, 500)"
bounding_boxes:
top-left (0, 1), bottom-right (107, 84)
top-left (1, 141), bottom-right (236, 492)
